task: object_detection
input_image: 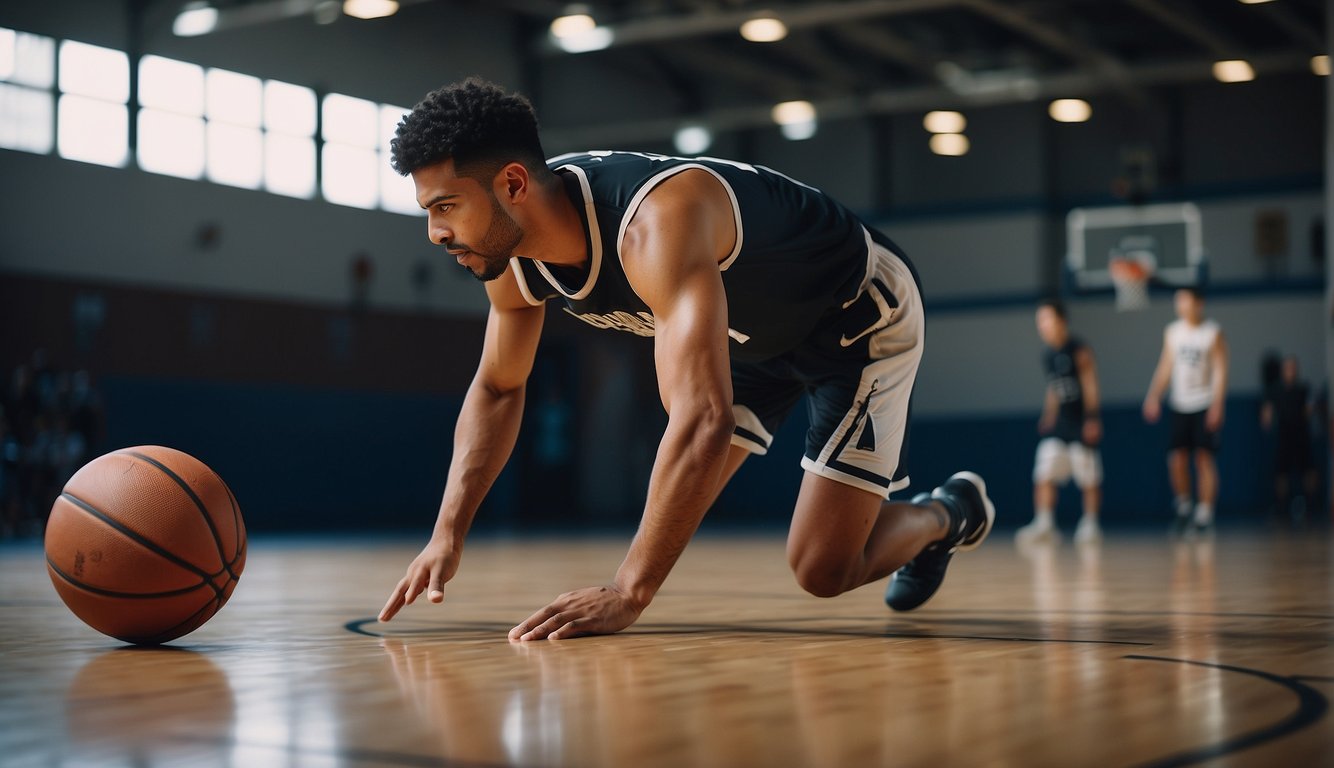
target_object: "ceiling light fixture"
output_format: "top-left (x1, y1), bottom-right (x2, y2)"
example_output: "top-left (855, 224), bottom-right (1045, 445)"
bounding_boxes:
top-left (550, 13), bottom-right (596, 39)
top-left (1312, 55), bottom-right (1331, 77)
top-left (929, 133), bottom-right (969, 156)
top-left (343, 0), bottom-right (399, 20)
top-left (1048, 99), bottom-right (1091, 123)
top-left (674, 124), bottom-right (712, 155)
top-left (172, 2), bottom-right (219, 37)
top-left (740, 17), bottom-right (787, 43)
top-left (1212, 59), bottom-right (1255, 83)
top-left (922, 110), bottom-right (965, 134)
top-left (772, 100), bottom-right (817, 140)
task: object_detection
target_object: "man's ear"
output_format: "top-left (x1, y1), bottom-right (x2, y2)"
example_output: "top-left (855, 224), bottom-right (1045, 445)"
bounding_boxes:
top-left (498, 162), bottom-right (530, 203)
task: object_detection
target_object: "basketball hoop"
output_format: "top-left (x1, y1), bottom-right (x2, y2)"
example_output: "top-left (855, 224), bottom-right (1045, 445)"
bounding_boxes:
top-left (1108, 257), bottom-right (1153, 311)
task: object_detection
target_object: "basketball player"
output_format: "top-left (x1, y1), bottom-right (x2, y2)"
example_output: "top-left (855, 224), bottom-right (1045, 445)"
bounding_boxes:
top-left (1261, 355), bottom-right (1318, 524)
top-left (1142, 288), bottom-right (1228, 532)
top-left (1017, 300), bottom-right (1102, 545)
top-left (377, 79), bottom-right (994, 640)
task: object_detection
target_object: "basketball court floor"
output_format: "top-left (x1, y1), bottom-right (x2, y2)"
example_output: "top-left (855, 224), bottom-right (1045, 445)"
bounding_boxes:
top-left (2, 529), bottom-right (1331, 767)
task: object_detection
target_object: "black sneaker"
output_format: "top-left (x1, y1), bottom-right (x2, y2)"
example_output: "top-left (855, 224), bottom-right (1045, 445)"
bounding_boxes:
top-left (884, 472), bottom-right (995, 612)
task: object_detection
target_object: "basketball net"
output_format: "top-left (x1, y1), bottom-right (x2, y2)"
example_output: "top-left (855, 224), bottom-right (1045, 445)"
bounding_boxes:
top-left (1108, 257), bottom-right (1153, 312)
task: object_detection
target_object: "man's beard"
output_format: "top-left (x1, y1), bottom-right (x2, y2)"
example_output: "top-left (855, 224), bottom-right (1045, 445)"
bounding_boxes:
top-left (458, 194), bottom-right (523, 282)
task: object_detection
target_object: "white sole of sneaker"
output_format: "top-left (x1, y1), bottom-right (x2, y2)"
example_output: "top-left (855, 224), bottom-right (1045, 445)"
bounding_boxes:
top-left (946, 471), bottom-right (995, 553)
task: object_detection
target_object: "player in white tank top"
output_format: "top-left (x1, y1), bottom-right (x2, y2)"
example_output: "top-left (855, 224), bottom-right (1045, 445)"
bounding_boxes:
top-left (1143, 288), bottom-right (1229, 532)
top-left (1166, 318), bottom-right (1221, 414)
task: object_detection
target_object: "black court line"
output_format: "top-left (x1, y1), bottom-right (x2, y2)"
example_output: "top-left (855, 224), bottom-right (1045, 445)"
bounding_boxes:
top-left (345, 617), bottom-right (1153, 646)
top-left (658, 592), bottom-right (1334, 621)
top-left (1127, 655), bottom-right (1329, 768)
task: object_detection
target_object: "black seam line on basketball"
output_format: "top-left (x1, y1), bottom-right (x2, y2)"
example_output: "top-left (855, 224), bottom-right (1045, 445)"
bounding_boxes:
top-left (117, 450), bottom-right (237, 582)
top-left (127, 592), bottom-right (226, 645)
top-left (1126, 655), bottom-right (1329, 768)
top-left (46, 556), bottom-right (214, 600)
top-left (58, 491), bottom-right (225, 600)
top-left (222, 480), bottom-right (243, 562)
top-left (228, 538), bottom-right (247, 572)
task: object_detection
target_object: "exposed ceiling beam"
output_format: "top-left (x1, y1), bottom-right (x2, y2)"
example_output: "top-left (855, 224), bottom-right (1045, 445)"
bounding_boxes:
top-left (959, 0), bottom-right (1140, 97)
top-left (540, 50), bottom-right (1312, 150)
top-left (1123, 0), bottom-right (1239, 57)
top-left (1253, 2), bottom-right (1326, 51)
top-left (665, 43), bottom-right (813, 100)
top-left (831, 23), bottom-right (946, 83)
top-left (536, 0), bottom-right (962, 54)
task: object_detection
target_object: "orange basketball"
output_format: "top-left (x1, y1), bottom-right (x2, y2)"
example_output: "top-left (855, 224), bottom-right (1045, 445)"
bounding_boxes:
top-left (44, 446), bottom-right (247, 645)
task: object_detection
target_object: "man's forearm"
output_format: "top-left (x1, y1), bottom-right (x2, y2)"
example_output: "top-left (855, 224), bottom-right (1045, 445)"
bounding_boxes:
top-left (433, 380), bottom-right (526, 543)
top-left (613, 409), bottom-right (734, 606)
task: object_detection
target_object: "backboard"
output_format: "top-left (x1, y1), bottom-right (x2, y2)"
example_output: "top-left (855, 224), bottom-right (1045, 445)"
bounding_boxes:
top-left (1066, 202), bottom-right (1204, 291)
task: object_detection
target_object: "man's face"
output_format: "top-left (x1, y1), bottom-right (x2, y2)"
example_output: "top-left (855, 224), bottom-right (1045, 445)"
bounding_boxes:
top-left (413, 159), bottom-right (523, 282)
top-left (1282, 358), bottom-right (1298, 384)
top-left (1035, 306), bottom-right (1065, 347)
top-left (1174, 289), bottom-right (1201, 322)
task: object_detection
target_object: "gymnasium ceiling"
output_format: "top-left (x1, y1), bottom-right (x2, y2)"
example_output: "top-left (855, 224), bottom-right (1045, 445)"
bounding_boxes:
top-left (167, 0), bottom-right (1328, 142)
top-left (498, 0), bottom-right (1327, 141)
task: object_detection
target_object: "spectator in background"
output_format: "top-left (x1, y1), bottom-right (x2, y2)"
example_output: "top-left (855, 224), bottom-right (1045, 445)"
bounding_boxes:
top-left (1262, 355), bottom-right (1318, 526)
top-left (1, 357), bottom-right (106, 537)
top-left (66, 370), bottom-right (105, 465)
top-left (0, 409), bottom-right (18, 538)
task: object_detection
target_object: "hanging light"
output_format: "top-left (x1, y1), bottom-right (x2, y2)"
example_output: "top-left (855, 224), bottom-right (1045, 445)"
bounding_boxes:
top-left (1048, 99), bottom-right (1092, 123)
top-left (922, 110), bottom-right (965, 134)
top-left (740, 17), bottom-right (787, 43)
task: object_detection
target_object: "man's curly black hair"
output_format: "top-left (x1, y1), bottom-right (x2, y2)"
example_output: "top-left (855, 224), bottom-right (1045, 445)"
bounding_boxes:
top-left (390, 78), bottom-right (549, 181)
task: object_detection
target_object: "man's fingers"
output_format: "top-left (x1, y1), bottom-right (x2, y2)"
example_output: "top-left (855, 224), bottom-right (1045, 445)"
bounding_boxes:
top-left (516, 612), bottom-right (572, 641)
top-left (546, 619), bottom-right (588, 640)
top-left (403, 569), bottom-right (426, 606)
top-left (379, 579), bottom-right (409, 622)
top-left (428, 567), bottom-right (445, 603)
top-left (510, 605), bottom-right (561, 641)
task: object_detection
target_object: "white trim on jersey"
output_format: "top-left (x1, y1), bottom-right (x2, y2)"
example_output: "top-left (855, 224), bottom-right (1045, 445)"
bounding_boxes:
top-left (508, 257), bottom-right (544, 307)
top-left (532, 164), bottom-right (604, 301)
top-left (612, 163), bottom-right (746, 281)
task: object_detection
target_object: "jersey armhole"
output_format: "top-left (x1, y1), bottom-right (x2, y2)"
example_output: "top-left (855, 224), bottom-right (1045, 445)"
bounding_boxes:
top-left (615, 164), bottom-right (745, 277)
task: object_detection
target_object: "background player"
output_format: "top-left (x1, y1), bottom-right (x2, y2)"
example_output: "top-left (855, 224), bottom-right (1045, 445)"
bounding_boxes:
top-left (1143, 288), bottom-right (1229, 533)
top-left (1261, 355), bottom-right (1319, 525)
top-left (376, 79), bottom-right (994, 640)
top-left (1017, 299), bottom-right (1102, 545)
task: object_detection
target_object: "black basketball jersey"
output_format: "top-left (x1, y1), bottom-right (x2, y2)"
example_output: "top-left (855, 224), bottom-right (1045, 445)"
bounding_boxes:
top-left (1043, 338), bottom-right (1086, 441)
top-left (510, 151), bottom-right (913, 363)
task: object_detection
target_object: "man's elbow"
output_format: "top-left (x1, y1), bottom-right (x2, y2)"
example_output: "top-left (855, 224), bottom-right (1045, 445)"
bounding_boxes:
top-left (685, 402), bottom-right (736, 455)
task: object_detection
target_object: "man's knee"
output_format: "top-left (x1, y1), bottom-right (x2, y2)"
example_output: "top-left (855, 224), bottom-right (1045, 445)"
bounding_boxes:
top-left (789, 554), bottom-right (857, 598)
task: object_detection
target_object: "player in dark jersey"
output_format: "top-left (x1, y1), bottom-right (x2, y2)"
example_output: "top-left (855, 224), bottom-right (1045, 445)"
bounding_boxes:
top-left (1261, 355), bottom-right (1318, 525)
top-left (1017, 300), bottom-right (1102, 545)
top-left (377, 79), bottom-right (994, 640)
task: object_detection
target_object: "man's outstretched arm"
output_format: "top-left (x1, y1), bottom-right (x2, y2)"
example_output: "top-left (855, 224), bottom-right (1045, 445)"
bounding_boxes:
top-left (509, 169), bottom-right (737, 641)
top-left (381, 271), bottom-right (544, 622)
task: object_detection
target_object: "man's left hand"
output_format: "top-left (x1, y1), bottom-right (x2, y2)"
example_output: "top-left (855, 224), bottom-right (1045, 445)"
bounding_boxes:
top-left (509, 585), bottom-right (645, 641)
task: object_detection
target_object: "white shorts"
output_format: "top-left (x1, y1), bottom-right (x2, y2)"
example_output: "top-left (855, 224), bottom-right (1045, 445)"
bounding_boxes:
top-left (1033, 437), bottom-right (1102, 489)
top-left (730, 234), bottom-right (922, 499)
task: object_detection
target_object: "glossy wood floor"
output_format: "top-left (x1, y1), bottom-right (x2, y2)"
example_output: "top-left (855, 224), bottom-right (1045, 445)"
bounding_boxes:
top-left (2, 527), bottom-right (1331, 768)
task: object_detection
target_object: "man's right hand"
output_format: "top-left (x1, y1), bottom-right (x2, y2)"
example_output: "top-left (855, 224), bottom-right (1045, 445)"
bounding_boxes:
top-left (379, 539), bottom-right (460, 622)
top-left (1142, 398), bottom-right (1161, 424)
